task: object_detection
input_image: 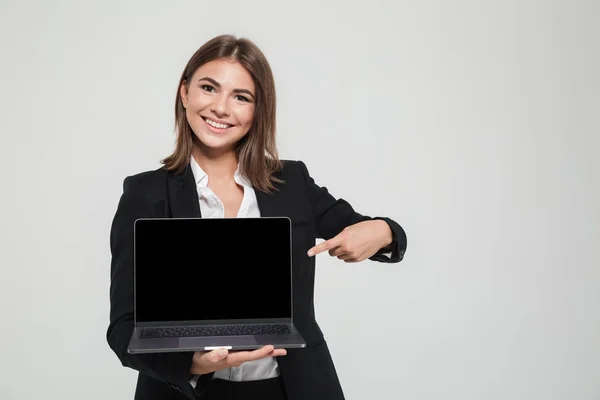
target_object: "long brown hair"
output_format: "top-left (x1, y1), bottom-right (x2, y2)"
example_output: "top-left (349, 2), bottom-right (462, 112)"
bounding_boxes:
top-left (161, 34), bottom-right (282, 193)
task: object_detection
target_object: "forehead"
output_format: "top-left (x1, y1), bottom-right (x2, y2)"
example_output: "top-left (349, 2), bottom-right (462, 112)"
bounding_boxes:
top-left (191, 59), bottom-right (255, 90)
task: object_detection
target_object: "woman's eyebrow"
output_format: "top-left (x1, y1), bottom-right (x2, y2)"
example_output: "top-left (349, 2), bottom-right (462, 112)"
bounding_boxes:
top-left (197, 76), bottom-right (255, 98)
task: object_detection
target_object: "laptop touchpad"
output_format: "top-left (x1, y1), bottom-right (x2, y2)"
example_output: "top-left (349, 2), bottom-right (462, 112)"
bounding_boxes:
top-left (179, 336), bottom-right (258, 348)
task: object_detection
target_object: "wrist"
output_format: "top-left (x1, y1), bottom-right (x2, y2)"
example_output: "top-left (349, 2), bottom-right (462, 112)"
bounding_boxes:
top-left (375, 219), bottom-right (393, 248)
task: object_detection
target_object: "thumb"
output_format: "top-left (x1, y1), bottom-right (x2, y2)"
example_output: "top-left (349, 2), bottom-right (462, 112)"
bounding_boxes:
top-left (209, 348), bottom-right (229, 362)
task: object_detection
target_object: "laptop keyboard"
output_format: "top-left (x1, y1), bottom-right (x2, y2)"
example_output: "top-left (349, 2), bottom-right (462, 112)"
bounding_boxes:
top-left (140, 324), bottom-right (291, 339)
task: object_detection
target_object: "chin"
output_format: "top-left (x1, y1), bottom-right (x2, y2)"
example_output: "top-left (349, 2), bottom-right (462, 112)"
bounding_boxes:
top-left (193, 131), bottom-right (238, 152)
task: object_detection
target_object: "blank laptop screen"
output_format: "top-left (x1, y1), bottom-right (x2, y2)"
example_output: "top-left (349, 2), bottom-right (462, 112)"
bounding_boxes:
top-left (134, 218), bottom-right (292, 323)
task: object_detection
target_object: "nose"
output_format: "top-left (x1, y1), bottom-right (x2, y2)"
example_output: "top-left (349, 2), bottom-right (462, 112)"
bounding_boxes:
top-left (211, 93), bottom-right (230, 118)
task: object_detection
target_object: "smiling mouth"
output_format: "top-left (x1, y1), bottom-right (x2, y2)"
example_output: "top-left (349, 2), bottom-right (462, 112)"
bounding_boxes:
top-left (201, 117), bottom-right (234, 130)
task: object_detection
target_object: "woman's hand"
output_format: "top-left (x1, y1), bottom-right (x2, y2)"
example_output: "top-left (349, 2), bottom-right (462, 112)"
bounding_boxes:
top-left (307, 220), bottom-right (393, 262)
top-left (190, 345), bottom-right (287, 375)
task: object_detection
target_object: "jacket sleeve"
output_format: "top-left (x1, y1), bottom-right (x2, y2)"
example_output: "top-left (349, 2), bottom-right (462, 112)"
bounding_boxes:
top-left (297, 161), bottom-right (407, 262)
top-left (106, 176), bottom-right (214, 399)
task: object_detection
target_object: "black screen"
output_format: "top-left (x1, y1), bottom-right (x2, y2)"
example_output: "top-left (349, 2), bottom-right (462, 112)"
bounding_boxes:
top-left (134, 218), bottom-right (292, 323)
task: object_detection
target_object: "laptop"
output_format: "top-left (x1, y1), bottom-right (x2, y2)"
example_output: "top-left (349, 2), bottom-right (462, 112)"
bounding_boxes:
top-left (127, 217), bottom-right (306, 354)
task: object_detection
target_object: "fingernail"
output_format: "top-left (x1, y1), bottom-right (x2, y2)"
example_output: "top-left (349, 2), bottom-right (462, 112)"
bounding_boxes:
top-left (219, 349), bottom-right (228, 357)
top-left (307, 250), bottom-right (314, 257)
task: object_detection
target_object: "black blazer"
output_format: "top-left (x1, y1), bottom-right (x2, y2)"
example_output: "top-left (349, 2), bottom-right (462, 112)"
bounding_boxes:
top-left (107, 159), bottom-right (407, 400)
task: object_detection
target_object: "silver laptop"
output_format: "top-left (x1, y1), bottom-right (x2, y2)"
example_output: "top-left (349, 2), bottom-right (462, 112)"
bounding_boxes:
top-left (127, 217), bottom-right (306, 354)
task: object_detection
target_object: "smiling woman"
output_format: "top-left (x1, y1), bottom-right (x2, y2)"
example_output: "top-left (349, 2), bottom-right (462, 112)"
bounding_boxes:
top-left (107, 34), bottom-right (407, 400)
top-left (162, 35), bottom-right (281, 194)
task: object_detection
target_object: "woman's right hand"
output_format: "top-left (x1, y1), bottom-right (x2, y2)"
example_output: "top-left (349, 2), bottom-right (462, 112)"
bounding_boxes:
top-left (189, 345), bottom-right (287, 375)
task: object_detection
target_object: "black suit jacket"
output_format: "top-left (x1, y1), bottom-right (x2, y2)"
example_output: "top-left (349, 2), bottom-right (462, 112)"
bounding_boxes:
top-left (107, 160), bottom-right (407, 400)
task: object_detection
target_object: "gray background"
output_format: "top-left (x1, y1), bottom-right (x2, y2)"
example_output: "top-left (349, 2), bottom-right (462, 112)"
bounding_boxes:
top-left (1, 0), bottom-right (599, 399)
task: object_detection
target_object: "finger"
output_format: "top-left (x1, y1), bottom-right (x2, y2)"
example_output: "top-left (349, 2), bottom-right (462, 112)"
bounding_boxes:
top-left (227, 345), bottom-right (275, 365)
top-left (228, 347), bottom-right (287, 366)
top-left (337, 253), bottom-right (353, 260)
top-left (202, 348), bottom-right (229, 363)
top-left (272, 348), bottom-right (287, 357)
top-left (328, 246), bottom-right (346, 257)
top-left (308, 236), bottom-right (343, 257)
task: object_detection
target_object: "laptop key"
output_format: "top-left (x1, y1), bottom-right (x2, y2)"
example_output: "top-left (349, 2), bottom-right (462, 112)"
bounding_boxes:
top-left (140, 324), bottom-right (290, 339)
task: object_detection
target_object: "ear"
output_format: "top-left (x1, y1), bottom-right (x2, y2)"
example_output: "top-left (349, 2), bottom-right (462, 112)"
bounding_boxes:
top-left (180, 81), bottom-right (188, 108)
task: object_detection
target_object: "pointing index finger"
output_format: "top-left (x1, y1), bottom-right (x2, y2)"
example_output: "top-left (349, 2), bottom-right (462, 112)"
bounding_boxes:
top-left (307, 235), bottom-right (342, 257)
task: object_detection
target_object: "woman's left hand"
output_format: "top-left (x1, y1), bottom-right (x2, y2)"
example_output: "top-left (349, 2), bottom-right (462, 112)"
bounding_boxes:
top-left (307, 220), bottom-right (393, 262)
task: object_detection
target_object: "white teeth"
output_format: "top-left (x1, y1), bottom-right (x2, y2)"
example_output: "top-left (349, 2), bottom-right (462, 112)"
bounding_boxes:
top-left (205, 118), bottom-right (231, 129)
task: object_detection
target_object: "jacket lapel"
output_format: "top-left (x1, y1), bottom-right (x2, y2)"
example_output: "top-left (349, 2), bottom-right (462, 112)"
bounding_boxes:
top-left (254, 169), bottom-right (289, 218)
top-left (166, 163), bottom-right (202, 218)
top-left (255, 188), bottom-right (284, 218)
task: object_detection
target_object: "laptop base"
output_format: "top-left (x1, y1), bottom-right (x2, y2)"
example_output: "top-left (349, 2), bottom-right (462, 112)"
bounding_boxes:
top-left (128, 324), bottom-right (306, 354)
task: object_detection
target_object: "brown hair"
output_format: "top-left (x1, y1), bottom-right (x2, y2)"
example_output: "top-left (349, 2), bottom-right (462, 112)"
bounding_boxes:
top-left (161, 34), bottom-right (282, 193)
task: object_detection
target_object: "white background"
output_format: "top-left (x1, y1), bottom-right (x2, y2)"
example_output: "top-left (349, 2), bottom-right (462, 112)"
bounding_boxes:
top-left (1, 0), bottom-right (599, 399)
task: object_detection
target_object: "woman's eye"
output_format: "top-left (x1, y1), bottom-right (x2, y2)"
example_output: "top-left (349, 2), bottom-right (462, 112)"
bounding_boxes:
top-left (235, 95), bottom-right (249, 102)
top-left (200, 85), bottom-right (216, 93)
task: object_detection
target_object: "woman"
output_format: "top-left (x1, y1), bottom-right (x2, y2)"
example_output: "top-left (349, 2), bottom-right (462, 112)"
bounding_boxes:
top-left (107, 34), bottom-right (407, 400)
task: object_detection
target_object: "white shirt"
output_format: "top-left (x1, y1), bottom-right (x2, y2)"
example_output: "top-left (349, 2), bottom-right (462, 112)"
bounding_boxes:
top-left (189, 156), bottom-right (279, 386)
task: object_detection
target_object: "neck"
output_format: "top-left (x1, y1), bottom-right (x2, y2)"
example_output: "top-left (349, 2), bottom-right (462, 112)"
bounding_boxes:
top-left (192, 144), bottom-right (238, 182)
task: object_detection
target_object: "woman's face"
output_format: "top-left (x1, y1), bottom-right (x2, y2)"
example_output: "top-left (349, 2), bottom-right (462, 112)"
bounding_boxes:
top-left (181, 59), bottom-right (256, 154)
